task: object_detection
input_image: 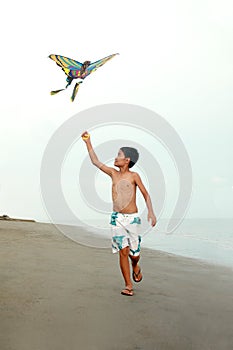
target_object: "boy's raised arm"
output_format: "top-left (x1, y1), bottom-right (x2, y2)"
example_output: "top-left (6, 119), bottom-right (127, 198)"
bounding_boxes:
top-left (81, 131), bottom-right (115, 177)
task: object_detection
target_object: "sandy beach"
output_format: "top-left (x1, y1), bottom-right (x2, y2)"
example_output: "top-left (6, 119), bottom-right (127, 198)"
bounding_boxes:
top-left (0, 221), bottom-right (233, 350)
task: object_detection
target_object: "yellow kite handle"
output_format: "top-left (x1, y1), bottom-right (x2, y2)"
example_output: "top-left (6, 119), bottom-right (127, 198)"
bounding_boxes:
top-left (82, 133), bottom-right (90, 140)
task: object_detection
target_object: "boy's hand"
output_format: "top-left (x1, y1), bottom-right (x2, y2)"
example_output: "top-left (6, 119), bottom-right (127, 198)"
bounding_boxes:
top-left (81, 131), bottom-right (90, 142)
top-left (148, 213), bottom-right (157, 227)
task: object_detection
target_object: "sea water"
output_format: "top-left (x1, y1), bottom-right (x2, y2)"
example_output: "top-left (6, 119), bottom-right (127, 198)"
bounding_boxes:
top-left (54, 217), bottom-right (233, 269)
top-left (142, 219), bottom-right (233, 269)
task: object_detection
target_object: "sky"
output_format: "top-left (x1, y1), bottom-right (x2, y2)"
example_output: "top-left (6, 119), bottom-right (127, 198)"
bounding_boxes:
top-left (0, 0), bottom-right (233, 223)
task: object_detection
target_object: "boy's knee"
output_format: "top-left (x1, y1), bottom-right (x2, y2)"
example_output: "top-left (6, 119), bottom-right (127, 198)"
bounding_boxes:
top-left (130, 254), bottom-right (140, 263)
top-left (119, 246), bottom-right (130, 257)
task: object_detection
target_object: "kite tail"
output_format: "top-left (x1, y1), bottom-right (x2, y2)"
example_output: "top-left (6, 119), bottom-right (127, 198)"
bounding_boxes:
top-left (50, 89), bottom-right (65, 95)
top-left (50, 78), bottom-right (72, 96)
top-left (70, 82), bottom-right (82, 102)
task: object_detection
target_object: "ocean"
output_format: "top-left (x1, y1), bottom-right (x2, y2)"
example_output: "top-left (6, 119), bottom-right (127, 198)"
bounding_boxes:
top-left (53, 218), bottom-right (233, 269)
top-left (142, 219), bottom-right (233, 269)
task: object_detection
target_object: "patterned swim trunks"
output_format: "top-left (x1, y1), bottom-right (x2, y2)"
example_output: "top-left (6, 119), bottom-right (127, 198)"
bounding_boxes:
top-left (110, 212), bottom-right (142, 256)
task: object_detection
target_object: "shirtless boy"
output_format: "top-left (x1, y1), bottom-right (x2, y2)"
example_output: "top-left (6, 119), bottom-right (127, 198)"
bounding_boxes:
top-left (82, 131), bottom-right (156, 296)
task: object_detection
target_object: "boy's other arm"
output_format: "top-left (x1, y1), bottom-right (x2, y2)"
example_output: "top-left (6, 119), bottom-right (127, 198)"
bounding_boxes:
top-left (81, 131), bottom-right (115, 177)
top-left (133, 173), bottom-right (157, 227)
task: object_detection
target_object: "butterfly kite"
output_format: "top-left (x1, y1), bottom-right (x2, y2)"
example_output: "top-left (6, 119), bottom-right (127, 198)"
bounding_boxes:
top-left (49, 53), bottom-right (119, 101)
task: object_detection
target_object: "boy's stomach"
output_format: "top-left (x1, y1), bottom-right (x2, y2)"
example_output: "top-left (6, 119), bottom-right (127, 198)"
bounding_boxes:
top-left (113, 201), bottom-right (138, 214)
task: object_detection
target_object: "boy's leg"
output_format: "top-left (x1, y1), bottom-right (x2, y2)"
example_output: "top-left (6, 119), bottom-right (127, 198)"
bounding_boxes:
top-left (119, 247), bottom-right (133, 293)
top-left (129, 254), bottom-right (143, 282)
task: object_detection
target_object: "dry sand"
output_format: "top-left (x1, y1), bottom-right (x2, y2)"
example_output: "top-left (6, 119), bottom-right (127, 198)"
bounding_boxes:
top-left (0, 221), bottom-right (233, 350)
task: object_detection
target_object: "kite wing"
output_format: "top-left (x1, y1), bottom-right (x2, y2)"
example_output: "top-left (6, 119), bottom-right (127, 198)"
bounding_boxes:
top-left (49, 53), bottom-right (119, 80)
top-left (49, 54), bottom-right (83, 79)
top-left (83, 53), bottom-right (119, 78)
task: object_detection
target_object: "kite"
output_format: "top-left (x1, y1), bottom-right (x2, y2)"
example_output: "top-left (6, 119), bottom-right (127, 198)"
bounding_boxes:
top-left (49, 53), bottom-right (119, 101)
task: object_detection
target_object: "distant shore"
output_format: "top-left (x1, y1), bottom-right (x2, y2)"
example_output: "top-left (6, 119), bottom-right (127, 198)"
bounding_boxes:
top-left (1, 221), bottom-right (233, 350)
top-left (0, 214), bottom-right (35, 222)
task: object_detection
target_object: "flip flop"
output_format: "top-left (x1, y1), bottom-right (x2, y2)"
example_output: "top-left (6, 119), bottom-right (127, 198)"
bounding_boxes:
top-left (132, 267), bottom-right (143, 283)
top-left (121, 288), bottom-right (134, 296)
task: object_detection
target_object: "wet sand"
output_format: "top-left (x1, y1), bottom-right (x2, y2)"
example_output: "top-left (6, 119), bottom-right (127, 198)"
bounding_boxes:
top-left (0, 221), bottom-right (233, 350)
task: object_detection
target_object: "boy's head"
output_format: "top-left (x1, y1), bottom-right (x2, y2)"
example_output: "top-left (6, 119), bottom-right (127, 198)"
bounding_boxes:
top-left (114, 147), bottom-right (139, 169)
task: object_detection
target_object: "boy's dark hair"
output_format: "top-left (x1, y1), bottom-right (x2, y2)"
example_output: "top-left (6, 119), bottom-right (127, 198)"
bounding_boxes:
top-left (120, 147), bottom-right (139, 168)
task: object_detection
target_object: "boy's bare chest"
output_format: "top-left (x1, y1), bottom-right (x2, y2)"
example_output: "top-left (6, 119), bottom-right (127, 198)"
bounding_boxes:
top-left (112, 175), bottom-right (136, 194)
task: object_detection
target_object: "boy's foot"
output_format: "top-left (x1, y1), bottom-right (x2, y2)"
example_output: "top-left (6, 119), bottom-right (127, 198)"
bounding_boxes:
top-left (121, 288), bottom-right (134, 296)
top-left (132, 266), bottom-right (143, 283)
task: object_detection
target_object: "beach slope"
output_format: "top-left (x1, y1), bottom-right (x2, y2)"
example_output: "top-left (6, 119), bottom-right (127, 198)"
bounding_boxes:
top-left (0, 221), bottom-right (233, 350)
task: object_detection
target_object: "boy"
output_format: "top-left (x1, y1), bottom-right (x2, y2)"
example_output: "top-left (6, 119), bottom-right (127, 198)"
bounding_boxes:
top-left (82, 131), bottom-right (156, 296)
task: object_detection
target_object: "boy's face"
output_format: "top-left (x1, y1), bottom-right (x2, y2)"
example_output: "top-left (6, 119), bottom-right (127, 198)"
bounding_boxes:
top-left (114, 149), bottom-right (130, 168)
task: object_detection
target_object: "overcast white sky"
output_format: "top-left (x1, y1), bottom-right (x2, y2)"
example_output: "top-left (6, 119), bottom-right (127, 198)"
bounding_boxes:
top-left (0, 0), bottom-right (232, 222)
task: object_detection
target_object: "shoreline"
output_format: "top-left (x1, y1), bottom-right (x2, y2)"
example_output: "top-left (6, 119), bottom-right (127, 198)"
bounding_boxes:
top-left (1, 221), bottom-right (233, 350)
top-left (3, 219), bottom-right (233, 270)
